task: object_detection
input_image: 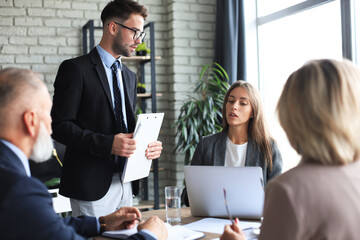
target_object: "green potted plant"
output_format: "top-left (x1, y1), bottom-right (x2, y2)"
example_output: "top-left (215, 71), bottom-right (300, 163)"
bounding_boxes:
top-left (135, 42), bottom-right (150, 56)
top-left (173, 63), bottom-right (229, 165)
top-left (137, 82), bottom-right (146, 93)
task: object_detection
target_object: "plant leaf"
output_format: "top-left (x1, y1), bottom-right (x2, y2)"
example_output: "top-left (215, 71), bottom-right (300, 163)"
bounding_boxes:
top-left (173, 62), bottom-right (230, 164)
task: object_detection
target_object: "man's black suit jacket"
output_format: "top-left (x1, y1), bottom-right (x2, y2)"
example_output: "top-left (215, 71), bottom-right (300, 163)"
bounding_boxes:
top-left (51, 48), bottom-right (139, 201)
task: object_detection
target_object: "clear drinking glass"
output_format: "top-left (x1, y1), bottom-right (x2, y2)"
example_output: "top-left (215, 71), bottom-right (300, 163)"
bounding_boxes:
top-left (165, 186), bottom-right (181, 223)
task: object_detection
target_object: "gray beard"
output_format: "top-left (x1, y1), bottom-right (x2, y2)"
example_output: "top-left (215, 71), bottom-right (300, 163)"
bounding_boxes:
top-left (30, 122), bottom-right (54, 163)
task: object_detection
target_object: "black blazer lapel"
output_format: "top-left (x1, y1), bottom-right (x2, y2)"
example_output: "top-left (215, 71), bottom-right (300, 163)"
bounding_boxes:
top-left (214, 131), bottom-right (228, 166)
top-left (121, 67), bottom-right (136, 132)
top-left (245, 135), bottom-right (257, 166)
top-left (89, 48), bottom-right (115, 119)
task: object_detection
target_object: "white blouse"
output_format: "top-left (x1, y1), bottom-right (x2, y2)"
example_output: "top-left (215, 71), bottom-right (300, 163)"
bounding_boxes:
top-left (224, 137), bottom-right (248, 167)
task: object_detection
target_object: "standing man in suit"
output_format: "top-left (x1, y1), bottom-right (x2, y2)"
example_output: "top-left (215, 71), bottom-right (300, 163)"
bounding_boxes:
top-left (51, 0), bottom-right (163, 217)
top-left (0, 68), bottom-right (167, 240)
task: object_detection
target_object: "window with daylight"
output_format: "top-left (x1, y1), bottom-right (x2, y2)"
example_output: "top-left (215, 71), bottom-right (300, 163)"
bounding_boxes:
top-left (254, 0), bottom-right (353, 171)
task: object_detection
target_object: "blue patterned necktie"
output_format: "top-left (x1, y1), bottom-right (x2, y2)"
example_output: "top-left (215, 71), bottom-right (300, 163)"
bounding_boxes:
top-left (111, 60), bottom-right (127, 134)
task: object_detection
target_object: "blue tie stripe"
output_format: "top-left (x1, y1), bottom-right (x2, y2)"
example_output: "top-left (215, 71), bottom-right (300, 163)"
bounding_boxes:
top-left (111, 60), bottom-right (127, 134)
top-left (111, 60), bottom-right (127, 171)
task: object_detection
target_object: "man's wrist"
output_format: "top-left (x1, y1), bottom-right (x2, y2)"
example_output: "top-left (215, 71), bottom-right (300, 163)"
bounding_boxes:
top-left (99, 216), bottom-right (106, 233)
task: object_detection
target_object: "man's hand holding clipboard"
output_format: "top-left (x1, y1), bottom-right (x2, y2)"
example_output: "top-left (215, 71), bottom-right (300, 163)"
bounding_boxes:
top-left (121, 113), bottom-right (164, 183)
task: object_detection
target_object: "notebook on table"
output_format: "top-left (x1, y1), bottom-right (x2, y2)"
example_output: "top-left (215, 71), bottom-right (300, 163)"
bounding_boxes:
top-left (184, 166), bottom-right (264, 220)
top-left (102, 223), bottom-right (205, 240)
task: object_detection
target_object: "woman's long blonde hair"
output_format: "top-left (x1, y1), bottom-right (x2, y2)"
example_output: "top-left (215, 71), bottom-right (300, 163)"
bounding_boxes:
top-left (277, 59), bottom-right (360, 165)
top-left (222, 80), bottom-right (274, 169)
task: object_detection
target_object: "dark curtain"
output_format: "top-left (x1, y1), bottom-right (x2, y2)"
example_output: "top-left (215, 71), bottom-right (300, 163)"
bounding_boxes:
top-left (214, 0), bottom-right (246, 84)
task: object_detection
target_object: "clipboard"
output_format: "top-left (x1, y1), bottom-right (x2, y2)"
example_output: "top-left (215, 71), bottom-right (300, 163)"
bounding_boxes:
top-left (121, 113), bottom-right (164, 183)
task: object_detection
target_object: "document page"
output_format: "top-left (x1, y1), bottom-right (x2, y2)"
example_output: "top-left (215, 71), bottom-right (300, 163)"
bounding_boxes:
top-left (122, 113), bottom-right (164, 183)
top-left (167, 225), bottom-right (204, 240)
top-left (184, 218), bottom-right (261, 240)
top-left (183, 217), bottom-right (261, 234)
top-left (102, 223), bottom-right (204, 240)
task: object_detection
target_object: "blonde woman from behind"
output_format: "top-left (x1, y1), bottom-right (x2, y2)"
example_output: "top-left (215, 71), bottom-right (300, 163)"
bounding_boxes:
top-left (221, 59), bottom-right (360, 240)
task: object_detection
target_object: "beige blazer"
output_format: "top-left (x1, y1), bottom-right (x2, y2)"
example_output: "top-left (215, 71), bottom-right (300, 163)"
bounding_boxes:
top-left (259, 160), bottom-right (360, 240)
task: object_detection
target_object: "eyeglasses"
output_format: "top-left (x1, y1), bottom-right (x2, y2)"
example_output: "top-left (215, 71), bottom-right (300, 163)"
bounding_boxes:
top-left (114, 22), bottom-right (146, 41)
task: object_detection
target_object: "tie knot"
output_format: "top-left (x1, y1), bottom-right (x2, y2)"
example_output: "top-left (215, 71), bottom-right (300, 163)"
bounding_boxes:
top-left (111, 60), bottom-right (121, 72)
top-left (111, 60), bottom-right (120, 70)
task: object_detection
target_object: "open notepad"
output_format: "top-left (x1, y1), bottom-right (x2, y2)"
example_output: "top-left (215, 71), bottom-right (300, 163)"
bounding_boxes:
top-left (102, 223), bottom-right (205, 240)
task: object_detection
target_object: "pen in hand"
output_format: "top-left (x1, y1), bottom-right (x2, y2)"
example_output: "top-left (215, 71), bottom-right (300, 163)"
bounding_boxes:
top-left (223, 188), bottom-right (234, 224)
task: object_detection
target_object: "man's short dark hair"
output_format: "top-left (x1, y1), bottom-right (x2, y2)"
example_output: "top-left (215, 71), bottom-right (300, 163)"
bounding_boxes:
top-left (101, 0), bottom-right (148, 24)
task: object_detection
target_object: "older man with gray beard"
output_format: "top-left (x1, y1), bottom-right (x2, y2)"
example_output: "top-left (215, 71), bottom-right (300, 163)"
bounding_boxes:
top-left (0, 68), bottom-right (167, 240)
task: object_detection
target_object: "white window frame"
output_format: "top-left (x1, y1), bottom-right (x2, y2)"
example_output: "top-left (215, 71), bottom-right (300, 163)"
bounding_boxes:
top-left (243, 0), bottom-right (357, 170)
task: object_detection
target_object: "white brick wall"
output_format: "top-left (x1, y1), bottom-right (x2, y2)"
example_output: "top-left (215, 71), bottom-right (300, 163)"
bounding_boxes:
top-left (152, 0), bottom-right (216, 202)
top-left (14, 0), bottom-right (42, 8)
top-left (0, 0), bottom-right (217, 204)
top-left (43, 1), bottom-right (71, 9)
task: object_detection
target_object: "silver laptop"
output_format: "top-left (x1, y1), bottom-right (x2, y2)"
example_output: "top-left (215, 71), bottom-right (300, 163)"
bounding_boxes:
top-left (184, 166), bottom-right (264, 220)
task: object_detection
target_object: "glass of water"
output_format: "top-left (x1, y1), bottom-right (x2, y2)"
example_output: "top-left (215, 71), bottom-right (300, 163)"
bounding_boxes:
top-left (165, 186), bottom-right (181, 223)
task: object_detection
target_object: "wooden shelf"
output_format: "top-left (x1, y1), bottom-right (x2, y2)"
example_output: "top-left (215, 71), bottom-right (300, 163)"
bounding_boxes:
top-left (137, 93), bottom-right (163, 98)
top-left (122, 56), bottom-right (161, 62)
top-left (150, 167), bottom-right (165, 172)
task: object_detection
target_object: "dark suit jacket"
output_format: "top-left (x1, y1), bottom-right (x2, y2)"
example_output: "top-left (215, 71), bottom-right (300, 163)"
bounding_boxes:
top-left (0, 141), bottom-right (97, 239)
top-left (181, 130), bottom-right (283, 206)
top-left (0, 141), bottom-right (157, 240)
top-left (51, 48), bottom-right (138, 201)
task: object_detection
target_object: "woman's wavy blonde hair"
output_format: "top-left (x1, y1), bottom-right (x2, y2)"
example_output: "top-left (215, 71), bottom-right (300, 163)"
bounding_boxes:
top-left (277, 59), bottom-right (360, 165)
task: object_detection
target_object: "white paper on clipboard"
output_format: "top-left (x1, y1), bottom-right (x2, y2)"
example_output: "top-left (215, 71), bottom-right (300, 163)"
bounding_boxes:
top-left (121, 113), bottom-right (164, 183)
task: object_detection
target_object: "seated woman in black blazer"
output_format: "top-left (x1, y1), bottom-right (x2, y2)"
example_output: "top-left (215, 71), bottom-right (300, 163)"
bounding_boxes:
top-left (182, 80), bottom-right (283, 206)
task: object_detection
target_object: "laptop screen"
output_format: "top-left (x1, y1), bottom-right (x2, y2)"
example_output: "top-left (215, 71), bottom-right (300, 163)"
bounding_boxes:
top-left (184, 166), bottom-right (264, 220)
